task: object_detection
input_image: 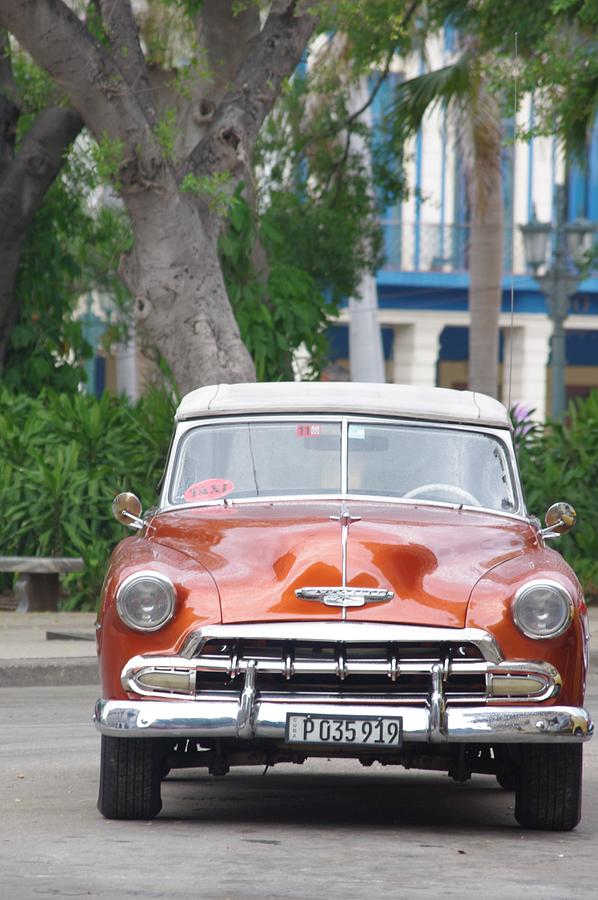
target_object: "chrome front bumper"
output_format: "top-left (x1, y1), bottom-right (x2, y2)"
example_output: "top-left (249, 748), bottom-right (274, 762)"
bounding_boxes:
top-left (95, 696), bottom-right (593, 743)
top-left (97, 623), bottom-right (593, 744)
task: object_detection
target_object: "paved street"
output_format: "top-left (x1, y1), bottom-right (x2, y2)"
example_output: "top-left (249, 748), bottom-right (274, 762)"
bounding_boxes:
top-left (1, 676), bottom-right (597, 900)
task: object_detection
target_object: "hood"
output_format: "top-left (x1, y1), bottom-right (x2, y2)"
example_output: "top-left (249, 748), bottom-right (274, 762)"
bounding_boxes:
top-left (148, 500), bottom-right (536, 628)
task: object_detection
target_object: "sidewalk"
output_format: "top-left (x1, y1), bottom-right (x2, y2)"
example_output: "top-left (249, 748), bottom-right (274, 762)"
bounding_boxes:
top-left (1, 606), bottom-right (597, 689)
top-left (0, 611), bottom-right (98, 687)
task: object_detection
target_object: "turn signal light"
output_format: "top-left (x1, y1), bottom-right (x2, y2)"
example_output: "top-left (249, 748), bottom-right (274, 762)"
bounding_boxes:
top-left (136, 669), bottom-right (194, 693)
top-left (490, 675), bottom-right (548, 697)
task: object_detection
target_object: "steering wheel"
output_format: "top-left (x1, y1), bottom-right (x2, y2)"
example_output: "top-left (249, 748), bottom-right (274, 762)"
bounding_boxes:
top-left (402, 483), bottom-right (481, 506)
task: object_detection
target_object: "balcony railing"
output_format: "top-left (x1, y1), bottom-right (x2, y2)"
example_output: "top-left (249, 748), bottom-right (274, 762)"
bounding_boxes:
top-left (381, 221), bottom-right (527, 275)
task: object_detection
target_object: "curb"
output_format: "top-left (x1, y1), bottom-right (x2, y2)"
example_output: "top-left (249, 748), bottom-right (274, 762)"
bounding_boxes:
top-left (0, 657), bottom-right (99, 688)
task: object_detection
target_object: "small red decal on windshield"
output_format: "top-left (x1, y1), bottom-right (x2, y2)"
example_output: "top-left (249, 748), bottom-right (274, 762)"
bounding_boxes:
top-left (184, 479), bottom-right (234, 502)
top-left (296, 424), bottom-right (321, 437)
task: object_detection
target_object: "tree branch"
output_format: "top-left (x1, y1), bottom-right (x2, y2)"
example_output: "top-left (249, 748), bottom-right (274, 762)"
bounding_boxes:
top-left (0, 0), bottom-right (153, 161)
top-left (182, 0), bottom-right (319, 183)
top-left (98, 0), bottom-right (157, 125)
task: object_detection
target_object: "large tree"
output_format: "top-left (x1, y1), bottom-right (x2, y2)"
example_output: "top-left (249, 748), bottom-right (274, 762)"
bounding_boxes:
top-left (0, 1), bottom-right (321, 393)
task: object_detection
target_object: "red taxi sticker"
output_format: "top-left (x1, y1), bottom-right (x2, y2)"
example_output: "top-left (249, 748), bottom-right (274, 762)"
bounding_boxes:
top-left (184, 478), bottom-right (234, 502)
top-left (296, 424), bottom-right (321, 437)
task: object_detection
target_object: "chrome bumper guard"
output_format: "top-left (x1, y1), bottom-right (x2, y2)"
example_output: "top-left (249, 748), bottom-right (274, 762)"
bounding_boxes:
top-left (95, 694), bottom-right (593, 744)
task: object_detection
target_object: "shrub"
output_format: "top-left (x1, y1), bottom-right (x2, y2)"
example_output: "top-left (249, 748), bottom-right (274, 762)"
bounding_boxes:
top-left (0, 387), bottom-right (174, 610)
top-left (515, 391), bottom-right (598, 601)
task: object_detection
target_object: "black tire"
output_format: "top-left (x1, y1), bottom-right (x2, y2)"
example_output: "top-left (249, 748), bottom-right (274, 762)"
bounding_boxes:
top-left (494, 747), bottom-right (516, 791)
top-left (514, 744), bottom-right (583, 831)
top-left (496, 769), bottom-right (516, 791)
top-left (98, 735), bottom-right (164, 820)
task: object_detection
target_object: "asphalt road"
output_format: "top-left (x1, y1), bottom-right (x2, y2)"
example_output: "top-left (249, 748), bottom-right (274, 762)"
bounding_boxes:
top-left (1, 680), bottom-right (597, 900)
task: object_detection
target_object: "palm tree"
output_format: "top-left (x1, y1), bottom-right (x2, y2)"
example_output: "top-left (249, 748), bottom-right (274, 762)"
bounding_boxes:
top-left (391, 49), bottom-right (504, 398)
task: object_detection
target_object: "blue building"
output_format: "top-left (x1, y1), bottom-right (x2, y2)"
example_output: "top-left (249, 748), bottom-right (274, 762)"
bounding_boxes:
top-left (329, 43), bottom-right (598, 419)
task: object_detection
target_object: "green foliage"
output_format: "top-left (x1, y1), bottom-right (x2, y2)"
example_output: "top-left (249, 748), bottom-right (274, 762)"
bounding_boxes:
top-left (515, 392), bottom-right (598, 600)
top-left (91, 133), bottom-right (126, 188)
top-left (430, 0), bottom-right (598, 155)
top-left (11, 52), bottom-right (57, 125)
top-left (215, 29), bottom-right (414, 381)
top-left (0, 387), bottom-right (176, 610)
top-left (4, 162), bottom-right (133, 395)
top-left (153, 108), bottom-right (181, 162)
top-left (85, 0), bottom-right (110, 45)
top-left (316, 1), bottom-right (422, 73)
top-left (3, 50), bottom-right (133, 394)
top-left (180, 171), bottom-right (234, 214)
top-left (169, 53), bottom-right (212, 100)
top-left (161, 0), bottom-right (204, 13)
top-left (220, 186), bottom-right (338, 381)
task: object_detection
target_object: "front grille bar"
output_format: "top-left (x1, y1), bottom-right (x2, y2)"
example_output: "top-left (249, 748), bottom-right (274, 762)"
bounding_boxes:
top-left (179, 623), bottom-right (504, 664)
top-left (122, 654), bottom-right (561, 705)
top-left (193, 654), bottom-right (487, 679)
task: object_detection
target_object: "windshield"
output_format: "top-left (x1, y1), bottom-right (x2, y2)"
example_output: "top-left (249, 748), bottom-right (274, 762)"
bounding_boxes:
top-left (168, 419), bottom-right (517, 512)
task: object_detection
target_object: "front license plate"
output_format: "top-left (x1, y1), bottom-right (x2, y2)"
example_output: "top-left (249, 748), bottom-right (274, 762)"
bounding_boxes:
top-left (285, 714), bottom-right (402, 747)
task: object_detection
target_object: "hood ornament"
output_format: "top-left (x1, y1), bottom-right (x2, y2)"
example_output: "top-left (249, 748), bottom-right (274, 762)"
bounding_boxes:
top-left (295, 503), bottom-right (393, 620)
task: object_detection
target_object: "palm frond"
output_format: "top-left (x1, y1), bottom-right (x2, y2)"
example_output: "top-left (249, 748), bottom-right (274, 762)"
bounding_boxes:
top-left (388, 52), bottom-right (476, 138)
top-left (564, 72), bottom-right (598, 162)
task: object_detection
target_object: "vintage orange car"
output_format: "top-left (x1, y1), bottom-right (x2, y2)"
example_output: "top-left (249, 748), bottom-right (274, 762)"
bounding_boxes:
top-left (95, 382), bottom-right (592, 828)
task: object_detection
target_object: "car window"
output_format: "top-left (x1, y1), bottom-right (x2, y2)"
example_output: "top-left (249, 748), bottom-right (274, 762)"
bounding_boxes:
top-left (168, 419), bottom-right (517, 513)
top-left (347, 423), bottom-right (516, 511)
top-left (169, 421), bottom-right (342, 503)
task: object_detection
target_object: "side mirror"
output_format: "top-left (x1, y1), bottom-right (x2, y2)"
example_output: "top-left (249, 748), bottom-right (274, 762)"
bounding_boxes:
top-left (541, 502), bottom-right (576, 539)
top-left (112, 492), bottom-right (144, 530)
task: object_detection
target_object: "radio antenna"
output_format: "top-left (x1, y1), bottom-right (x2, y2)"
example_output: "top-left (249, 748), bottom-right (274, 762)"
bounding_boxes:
top-left (507, 33), bottom-right (518, 414)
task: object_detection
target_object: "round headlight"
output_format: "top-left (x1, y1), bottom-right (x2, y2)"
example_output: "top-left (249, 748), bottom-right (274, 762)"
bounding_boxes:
top-left (512, 580), bottom-right (573, 639)
top-left (116, 571), bottom-right (176, 632)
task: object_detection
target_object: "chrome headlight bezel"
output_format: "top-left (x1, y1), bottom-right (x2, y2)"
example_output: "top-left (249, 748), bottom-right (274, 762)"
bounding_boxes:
top-left (116, 570), bottom-right (176, 632)
top-left (512, 579), bottom-right (574, 640)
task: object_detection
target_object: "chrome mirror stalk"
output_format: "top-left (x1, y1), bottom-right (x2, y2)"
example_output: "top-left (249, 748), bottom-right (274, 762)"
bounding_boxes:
top-left (112, 492), bottom-right (145, 530)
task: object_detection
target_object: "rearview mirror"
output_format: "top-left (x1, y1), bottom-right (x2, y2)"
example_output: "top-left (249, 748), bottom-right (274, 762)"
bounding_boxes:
top-left (112, 492), bottom-right (144, 530)
top-left (541, 502), bottom-right (576, 539)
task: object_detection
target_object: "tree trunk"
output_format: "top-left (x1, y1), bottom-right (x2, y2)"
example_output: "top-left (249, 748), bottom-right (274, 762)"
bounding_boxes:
top-left (467, 92), bottom-right (504, 398)
top-left (146, 0), bottom-right (261, 160)
top-left (121, 190), bottom-right (255, 394)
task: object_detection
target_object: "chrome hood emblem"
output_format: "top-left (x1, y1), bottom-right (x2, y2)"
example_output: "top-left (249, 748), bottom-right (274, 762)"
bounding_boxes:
top-left (295, 586), bottom-right (394, 608)
top-left (295, 503), bottom-right (393, 619)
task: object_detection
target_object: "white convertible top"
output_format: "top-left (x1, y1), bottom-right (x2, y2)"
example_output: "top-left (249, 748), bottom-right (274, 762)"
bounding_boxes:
top-left (175, 382), bottom-right (511, 429)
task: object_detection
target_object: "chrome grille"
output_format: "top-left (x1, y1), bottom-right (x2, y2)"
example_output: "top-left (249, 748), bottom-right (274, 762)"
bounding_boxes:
top-left (122, 624), bottom-right (560, 706)
top-left (192, 638), bottom-right (488, 698)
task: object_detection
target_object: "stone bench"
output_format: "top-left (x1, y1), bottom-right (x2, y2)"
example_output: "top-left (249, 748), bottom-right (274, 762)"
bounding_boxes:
top-left (0, 557), bottom-right (84, 612)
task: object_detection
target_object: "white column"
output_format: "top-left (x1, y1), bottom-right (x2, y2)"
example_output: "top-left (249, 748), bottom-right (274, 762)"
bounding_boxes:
top-left (349, 275), bottom-right (385, 383)
top-left (115, 323), bottom-right (139, 401)
top-left (392, 320), bottom-right (443, 386)
top-left (346, 76), bottom-right (385, 383)
top-left (501, 320), bottom-right (551, 420)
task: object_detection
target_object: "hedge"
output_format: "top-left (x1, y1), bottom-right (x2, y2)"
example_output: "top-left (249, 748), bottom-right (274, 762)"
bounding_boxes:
top-left (0, 387), bottom-right (174, 609)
